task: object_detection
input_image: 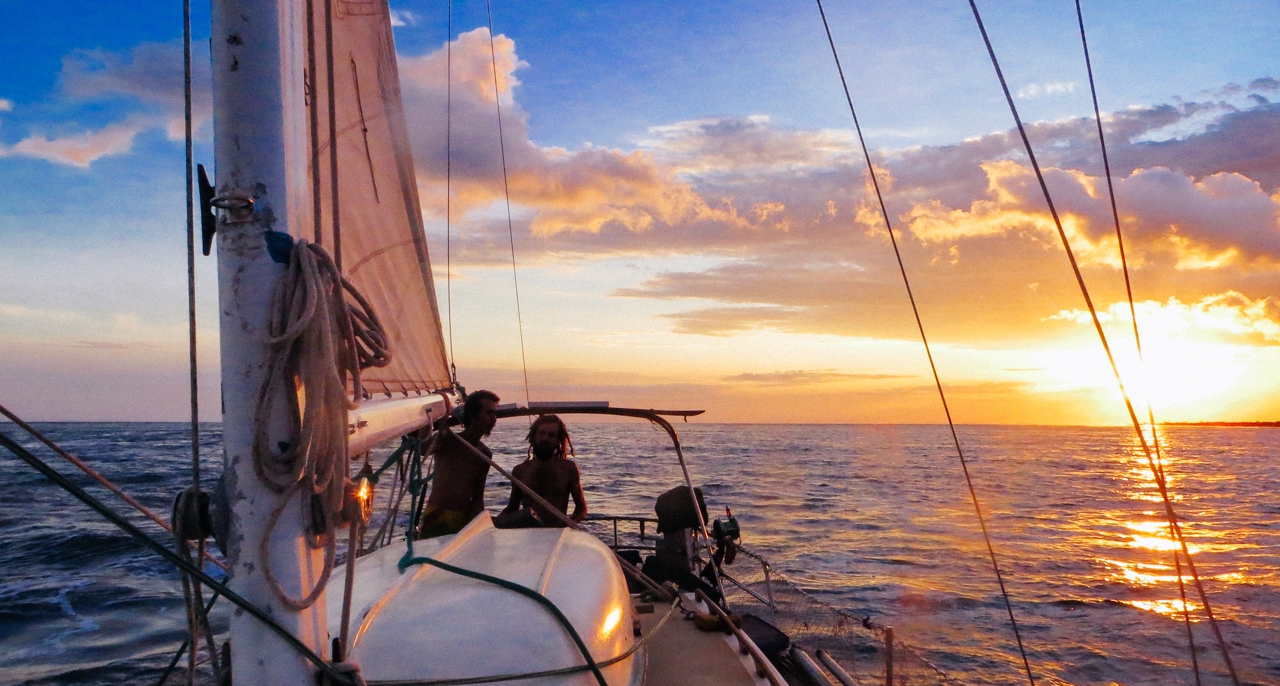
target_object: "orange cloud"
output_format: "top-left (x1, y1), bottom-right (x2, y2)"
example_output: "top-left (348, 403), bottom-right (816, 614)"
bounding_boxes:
top-left (0, 41), bottom-right (215, 167)
top-left (399, 28), bottom-right (754, 240)
top-left (902, 160), bottom-right (1280, 269)
top-left (1, 122), bottom-right (141, 167)
top-left (1050, 291), bottom-right (1280, 345)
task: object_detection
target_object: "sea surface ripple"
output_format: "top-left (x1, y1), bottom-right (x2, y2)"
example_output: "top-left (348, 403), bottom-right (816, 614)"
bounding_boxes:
top-left (1, 422), bottom-right (1277, 684)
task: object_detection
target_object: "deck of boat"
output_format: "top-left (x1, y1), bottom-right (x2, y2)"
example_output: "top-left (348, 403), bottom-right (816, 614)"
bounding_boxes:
top-left (637, 598), bottom-right (767, 686)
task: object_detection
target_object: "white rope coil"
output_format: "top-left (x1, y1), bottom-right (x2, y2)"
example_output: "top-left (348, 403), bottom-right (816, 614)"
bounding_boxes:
top-left (253, 238), bottom-right (390, 610)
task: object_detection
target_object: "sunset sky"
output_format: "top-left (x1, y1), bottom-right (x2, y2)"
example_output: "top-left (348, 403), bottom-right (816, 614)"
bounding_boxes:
top-left (2, 0), bottom-right (1279, 424)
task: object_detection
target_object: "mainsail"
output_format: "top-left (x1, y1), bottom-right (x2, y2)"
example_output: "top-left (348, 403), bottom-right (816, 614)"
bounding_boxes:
top-left (296, 0), bottom-right (451, 396)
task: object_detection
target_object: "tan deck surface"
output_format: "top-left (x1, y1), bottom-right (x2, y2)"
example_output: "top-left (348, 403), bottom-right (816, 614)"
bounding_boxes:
top-left (638, 604), bottom-right (760, 686)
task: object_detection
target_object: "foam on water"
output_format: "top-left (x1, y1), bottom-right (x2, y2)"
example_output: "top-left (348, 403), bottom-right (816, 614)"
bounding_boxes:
top-left (1, 421), bottom-right (1277, 684)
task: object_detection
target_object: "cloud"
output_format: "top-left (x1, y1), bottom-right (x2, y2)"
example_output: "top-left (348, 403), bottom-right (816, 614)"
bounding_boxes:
top-left (0, 99), bottom-right (12, 112)
top-left (1050, 291), bottom-right (1280, 345)
top-left (448, 364), bottom-right (1103, 424)
top-left (413, 62), bottom-right (1279, 346)
top-left (659, 305), bottom-right (805, 337)
top-left (900, 160), bottom-right (1280, 268)
top-left (399, 29), bottom-right (760, 244)
top-left (389, 9), bottom-right (419, 27)
top-left (59, 41), bottom-right (213, 141)
top-left (69, 340), bottom-right (161, 350)
top-left (0, 121), bottom-right (142, 167)
top-left (1017, 82), bottom-right (1075, 99)
top-left (0, 41), bottom-right (212, 167)
top-left (641, 115), bottom-right (860, 177)
top-left (723, 369), bottom-right (912, 385)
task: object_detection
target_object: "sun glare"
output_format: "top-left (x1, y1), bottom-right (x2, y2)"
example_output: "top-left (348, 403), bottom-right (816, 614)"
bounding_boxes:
top-left (1032, 331), bottom-right (1246, 419)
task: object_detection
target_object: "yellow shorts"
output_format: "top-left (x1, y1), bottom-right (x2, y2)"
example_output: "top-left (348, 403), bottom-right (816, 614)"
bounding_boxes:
top-left (418, 507), bottom-right (473, 539)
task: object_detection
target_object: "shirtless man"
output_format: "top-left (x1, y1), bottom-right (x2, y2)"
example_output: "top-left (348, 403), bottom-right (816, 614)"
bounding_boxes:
top-left (498, 414), bottom-right (587, 527)
top-left (417, 390), bottom-right (499, 538)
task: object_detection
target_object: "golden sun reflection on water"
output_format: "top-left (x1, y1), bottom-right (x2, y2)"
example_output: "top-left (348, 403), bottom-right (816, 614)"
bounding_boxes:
top-left (1126, 533), bottom-right (1200, 554)
top-left (1126, 599), bottom-right (1203, 619)
top-left (1100, 558), bottom-right (1181, 586)
top-left (1090, 434), bottom-right (1262, 627)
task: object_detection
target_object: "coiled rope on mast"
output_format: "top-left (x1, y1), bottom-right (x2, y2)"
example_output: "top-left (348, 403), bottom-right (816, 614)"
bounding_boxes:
top-left (1072, 2), bottom-right (1201, 682)
top-left (813, 2), bottom-right (1037, 684)
top-left (966, 1), bottom-right (1239, 682)
top-left (252, 238), bottom-right (390, 610)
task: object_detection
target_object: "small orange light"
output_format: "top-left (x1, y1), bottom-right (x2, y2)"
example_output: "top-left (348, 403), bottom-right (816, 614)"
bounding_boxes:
top-left (343, 476), bottom-right (374, 526)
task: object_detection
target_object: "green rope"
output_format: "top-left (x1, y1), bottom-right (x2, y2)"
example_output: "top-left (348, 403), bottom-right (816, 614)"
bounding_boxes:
top-left (405, 440), bottom-right (429, 542)
top-left (365, 599), bottom-right (682, 685)
top-left (397, 549), bottom-right (608, 686)
top-left (368, 435), bottom-right (420, 484)
top-left (394, 434), bottom-right (604, 685)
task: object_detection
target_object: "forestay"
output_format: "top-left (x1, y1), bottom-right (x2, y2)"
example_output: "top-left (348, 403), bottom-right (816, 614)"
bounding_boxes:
top-left (297, 0), bottom-right (451, 396)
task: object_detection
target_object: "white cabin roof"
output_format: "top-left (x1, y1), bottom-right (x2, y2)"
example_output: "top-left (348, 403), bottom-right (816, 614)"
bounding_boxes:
top-left (331, 514), bottom-right (637, 685)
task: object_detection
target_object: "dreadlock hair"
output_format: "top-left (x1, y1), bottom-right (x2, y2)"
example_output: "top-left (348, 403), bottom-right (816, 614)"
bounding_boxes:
top-left (527, 414), bottom-right (574, 460)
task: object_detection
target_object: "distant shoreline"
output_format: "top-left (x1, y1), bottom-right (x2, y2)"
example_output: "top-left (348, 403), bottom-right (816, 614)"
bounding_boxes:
top-left (1163, 421), bottom-right (1280, 428)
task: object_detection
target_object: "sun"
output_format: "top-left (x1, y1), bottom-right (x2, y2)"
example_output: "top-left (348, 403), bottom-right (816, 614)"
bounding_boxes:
top-left (1031, 334), bottom-right (1247, 420)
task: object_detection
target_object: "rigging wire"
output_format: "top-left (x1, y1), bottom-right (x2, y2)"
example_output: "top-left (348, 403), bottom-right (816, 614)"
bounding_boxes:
top-left (812, 3), bottom-right (1035, 683)
top-left (180, 7), bottom-right (222, 680)
top-left (484, 0), bottom-right (532, 408)
top-left (325, 0), bottom-right (341, 271)
top-left (0, 432), bottom-right (358, 686)
top-left (0, 404), bottom-right (226, 570)
top-left (445, 0), bottom-right (457, 386)
top-left (155, 590), bottom-right (222, 686)
top-left (1072, 2), bottom-right (1200, 682)
top-left (182, 0), bottom-right (200, 504)
top-left (966, 2), bottom-right (1239, 682)
top-left (307, 0), bottom-right (323, 245)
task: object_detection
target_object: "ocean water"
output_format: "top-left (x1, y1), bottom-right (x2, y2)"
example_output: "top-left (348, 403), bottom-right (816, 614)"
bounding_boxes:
top-left (1, 421), bottom-right (1277, 685)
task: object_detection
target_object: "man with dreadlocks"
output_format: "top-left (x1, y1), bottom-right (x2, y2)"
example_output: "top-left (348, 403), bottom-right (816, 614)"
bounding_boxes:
top-left (496, 414), bottom-right (588, 527)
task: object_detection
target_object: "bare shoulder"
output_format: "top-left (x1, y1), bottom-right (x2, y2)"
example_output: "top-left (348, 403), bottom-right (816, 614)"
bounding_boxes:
top-left (562, 460), bottom-right (582, 479)
top-left (433, 431), bottom-right (463, 454)
top-left (511, 459), bottom-right (534, 478)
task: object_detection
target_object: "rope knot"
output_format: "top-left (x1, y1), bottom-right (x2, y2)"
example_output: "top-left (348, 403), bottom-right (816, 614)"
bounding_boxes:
top-left (322, 660), bottom-right (366, 686)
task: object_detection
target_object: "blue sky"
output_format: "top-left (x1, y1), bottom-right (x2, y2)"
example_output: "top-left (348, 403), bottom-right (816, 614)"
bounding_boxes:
top-left (3, 1), bottom-right (1280, 422)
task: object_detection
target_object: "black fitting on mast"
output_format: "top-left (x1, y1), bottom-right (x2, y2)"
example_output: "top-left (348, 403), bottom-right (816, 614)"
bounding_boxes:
top-left (198, 164), bottom-right (217, 255)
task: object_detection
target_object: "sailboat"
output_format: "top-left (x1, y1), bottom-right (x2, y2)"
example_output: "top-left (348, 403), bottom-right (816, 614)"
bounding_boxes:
top-left (0, 0), bottom-right (953, 681)
top-left (1, 0), bottom-right (1258, 683)
top-left (199, 0), bottom-right (870, 684)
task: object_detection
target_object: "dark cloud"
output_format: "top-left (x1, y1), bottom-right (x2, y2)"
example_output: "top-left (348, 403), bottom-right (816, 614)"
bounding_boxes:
top-left (723, 369), bottom-right (912, 385)
top-left (449, 365), bottom-right (1106, 424)
top-left (69, 340), bottom-right (160, 350)
top-left (1118, 103), bottom-right (1280, 193)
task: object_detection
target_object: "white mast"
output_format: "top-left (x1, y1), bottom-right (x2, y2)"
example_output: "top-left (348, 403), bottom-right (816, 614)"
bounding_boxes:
top-left (212, 0), bottom-right (328, 682)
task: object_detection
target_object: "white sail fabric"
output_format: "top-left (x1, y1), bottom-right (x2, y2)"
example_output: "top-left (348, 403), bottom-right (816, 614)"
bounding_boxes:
top-left (299, 0), bottom-right (451, 396)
